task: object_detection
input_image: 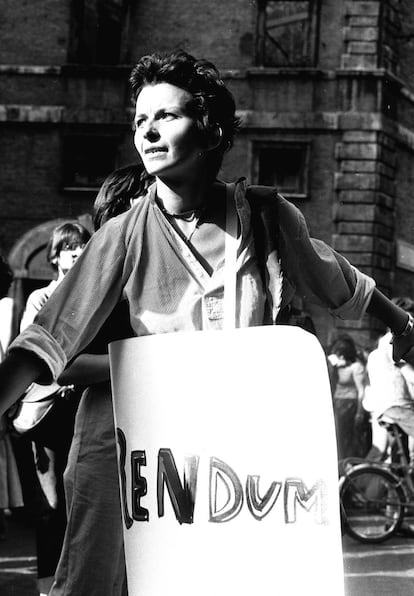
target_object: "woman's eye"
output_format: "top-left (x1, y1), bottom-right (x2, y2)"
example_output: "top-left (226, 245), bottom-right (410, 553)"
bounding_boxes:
top-left (162, 112), bottom-right (176, 120)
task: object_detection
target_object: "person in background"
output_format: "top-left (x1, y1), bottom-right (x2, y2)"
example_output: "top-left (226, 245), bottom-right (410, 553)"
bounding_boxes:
top-left (0, 255), bottom-right (14, 355)
top-left (19, 223), bottom-right (90, 596)
top-left (49, 163), bottom-right (151, 596)
top-left (20, 223), bottom-right (91, 329)
top-left (364, 297), bottom-right (414, 462)
top-left (328, 334), bottom-right (369, 460)
top-left (1, 50), bottom-right (414, 591)
top-left (0, 255), bottom-right (23, 539)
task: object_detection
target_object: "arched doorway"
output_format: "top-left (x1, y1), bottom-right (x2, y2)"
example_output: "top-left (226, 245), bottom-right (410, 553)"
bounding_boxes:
top-left (7, 214), bottom-right (93, 339)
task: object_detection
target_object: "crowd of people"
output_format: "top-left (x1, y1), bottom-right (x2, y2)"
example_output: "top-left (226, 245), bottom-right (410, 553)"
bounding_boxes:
top-left (328, 298), bottom-right (414, 471)
top-left (1, 49), bottom-right (414, 595)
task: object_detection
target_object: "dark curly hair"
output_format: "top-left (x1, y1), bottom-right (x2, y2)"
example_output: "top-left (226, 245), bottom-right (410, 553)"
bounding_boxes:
top-left (0, 255), bottom-right (13, 299)
top-left (129, 50), bottom-right (240, 181)
top-left (93, 163), bottom-right (153, 230)
top-left (330, 335), bottom-right (358, 365)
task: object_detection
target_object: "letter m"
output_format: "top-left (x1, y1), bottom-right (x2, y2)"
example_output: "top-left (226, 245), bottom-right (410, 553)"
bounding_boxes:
top-left (284, 477), bottom-right (328, 525)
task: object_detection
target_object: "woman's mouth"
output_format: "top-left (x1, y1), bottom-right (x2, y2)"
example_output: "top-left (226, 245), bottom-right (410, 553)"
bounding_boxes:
top-left (144, 147), bottom-right (167, 154)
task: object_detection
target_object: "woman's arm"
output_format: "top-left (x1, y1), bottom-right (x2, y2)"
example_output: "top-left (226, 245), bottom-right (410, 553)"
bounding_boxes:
top-left (366, 289), bottom-right (414, 363)
top-left (274, 193), bottom-right (414, 361)
top-left (57, 353), bottom-right (110, 386)
top-left (0, 350), bottom-right (48, 415)
top-left (367, 289), bottom-right (408, 334)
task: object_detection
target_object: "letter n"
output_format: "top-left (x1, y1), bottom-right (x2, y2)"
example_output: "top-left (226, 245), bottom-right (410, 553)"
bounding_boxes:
top-left (157, 448), bottom-right (199, 524)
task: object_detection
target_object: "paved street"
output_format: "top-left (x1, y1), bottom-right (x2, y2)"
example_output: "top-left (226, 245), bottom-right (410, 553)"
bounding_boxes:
top-left (343, 533), bottom-right (414, 596)
top-left (1, 511), bottom-right (414, 596)
top-left (0, 512), bottom-right (37, 596)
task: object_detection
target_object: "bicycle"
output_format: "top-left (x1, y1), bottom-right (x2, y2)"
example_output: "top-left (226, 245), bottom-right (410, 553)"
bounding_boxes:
top-left (339, 417), bottom-right (414, 543)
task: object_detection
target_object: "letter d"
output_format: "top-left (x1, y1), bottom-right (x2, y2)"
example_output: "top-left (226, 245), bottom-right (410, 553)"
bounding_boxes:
top-left (209, 457), bottom-right (243, 523)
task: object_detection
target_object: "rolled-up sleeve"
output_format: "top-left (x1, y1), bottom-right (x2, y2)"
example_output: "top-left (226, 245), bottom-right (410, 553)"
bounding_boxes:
top-left (10, 324), bottom-right (67, 382)
top-left (278, 194), bottom-right (376, 319)
top-left (331, 265), bottom-right (375, 320)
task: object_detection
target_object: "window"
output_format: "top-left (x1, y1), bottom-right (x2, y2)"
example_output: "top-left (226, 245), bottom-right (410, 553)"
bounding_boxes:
top-left (68, 0), bottom-right (130, 64)
top-left (255, 0), bottom-right (320, 67)
top-left (62, 133), bottom-right (119, 191)
top-left (253, 142), bottom-right (310, 198)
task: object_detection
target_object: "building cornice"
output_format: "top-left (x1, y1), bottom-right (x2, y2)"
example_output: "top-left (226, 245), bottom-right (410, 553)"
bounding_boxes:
top-left (0, 63), bottom-right (407, 85)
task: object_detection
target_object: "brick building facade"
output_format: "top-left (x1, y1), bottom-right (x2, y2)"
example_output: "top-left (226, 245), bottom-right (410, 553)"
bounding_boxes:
top-left (2, 0), bottom-right (414, 348)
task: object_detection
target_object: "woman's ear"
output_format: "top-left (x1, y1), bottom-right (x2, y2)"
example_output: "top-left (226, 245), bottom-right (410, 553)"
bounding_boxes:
top-left (205, 124), bottom-right (223, 151)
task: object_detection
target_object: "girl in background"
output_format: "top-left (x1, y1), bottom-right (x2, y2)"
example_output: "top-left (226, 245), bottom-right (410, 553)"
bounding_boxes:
top-left (19, 223), bottom-right (90, 596)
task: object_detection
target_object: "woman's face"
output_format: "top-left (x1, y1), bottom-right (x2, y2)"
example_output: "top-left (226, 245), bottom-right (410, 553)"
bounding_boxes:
top-left (56, 244), bottom-right (85, 275)
top-left (133, 82), bottom-right (205, 182)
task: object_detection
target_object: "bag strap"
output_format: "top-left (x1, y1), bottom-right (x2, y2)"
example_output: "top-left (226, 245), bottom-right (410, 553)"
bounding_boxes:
top-left (246, 184), bottom-right (285, 324)
top-left (223, 183), bottom-right (238, 330)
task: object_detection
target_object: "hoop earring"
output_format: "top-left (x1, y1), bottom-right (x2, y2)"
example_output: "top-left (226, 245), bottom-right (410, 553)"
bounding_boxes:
top-left (207, 125), bottom-right (223, 151)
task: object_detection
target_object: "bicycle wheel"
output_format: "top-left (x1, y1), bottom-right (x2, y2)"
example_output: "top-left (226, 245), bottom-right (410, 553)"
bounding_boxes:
top-left (340, 465), bottom-right (405, 543)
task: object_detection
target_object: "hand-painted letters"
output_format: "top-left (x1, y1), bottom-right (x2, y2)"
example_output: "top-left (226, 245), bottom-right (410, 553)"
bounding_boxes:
top-left (117, 428), bottom-right (328, 530)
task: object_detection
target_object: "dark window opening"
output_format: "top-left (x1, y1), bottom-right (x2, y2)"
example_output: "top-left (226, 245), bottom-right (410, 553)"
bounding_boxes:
top-left (255, 0), bottom-right (319, 67)
top-left (68, 0), bottom-right (129, 64)
top-left (254, 143), bottom-right (309, 198)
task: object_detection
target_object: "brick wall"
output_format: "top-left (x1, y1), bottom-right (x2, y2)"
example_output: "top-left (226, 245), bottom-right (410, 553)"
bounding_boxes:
top-left (333, 123), bottom-right (396, 340)
top-left (128, 0), bottom-right (256, 70)
top-left (341, 1), bottom-right (381, 70)
top-left (1, 0), bottom-right (70, 64)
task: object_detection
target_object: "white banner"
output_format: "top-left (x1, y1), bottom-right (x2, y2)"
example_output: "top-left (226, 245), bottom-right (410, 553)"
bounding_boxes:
top-left (110, 325), bottom-right (344, 596)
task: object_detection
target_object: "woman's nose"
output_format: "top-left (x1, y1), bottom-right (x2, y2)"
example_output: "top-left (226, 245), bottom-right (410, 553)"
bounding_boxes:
top-left (143, 120), bottom-right (159, 140)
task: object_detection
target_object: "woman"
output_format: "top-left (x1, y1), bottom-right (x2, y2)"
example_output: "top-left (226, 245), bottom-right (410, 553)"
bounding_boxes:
top-left (0, 51), bottom-right (414, 592)
top-left (328, 335), bottom-right (368, 459)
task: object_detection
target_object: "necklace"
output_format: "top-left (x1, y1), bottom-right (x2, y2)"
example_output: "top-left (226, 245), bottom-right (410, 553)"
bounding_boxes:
top-left (156, 197), bottom-right (206, 242)
top-left (156, 200), bottom-right (205, 222)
